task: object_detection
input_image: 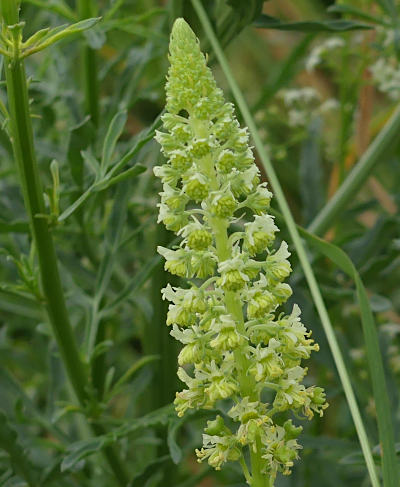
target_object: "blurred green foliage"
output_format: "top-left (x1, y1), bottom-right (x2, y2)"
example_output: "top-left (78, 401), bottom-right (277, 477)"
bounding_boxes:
top-left (0, 0), bottom-right (399, 486)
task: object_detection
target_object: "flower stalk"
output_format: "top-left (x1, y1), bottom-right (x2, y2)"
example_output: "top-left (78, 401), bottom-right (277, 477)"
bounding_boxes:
top-left (155, 19), bottom-right (327, 486)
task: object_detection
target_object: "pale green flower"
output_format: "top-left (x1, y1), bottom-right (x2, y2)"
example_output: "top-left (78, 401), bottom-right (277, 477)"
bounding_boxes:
top-left (154, 18), bottom-right (327, 486)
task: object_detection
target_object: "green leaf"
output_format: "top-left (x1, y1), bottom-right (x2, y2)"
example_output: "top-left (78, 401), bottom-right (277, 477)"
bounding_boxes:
top-left (67, 116), bottom-right (94, 188)
top-left (253, 14), bottom-right (373, 32)
top-left (62, 405), bottom-right (175, 472)
top-left (93, 164), bottom-right (146, 192)
top-left (111, 355), bottom-right (160, 395)
top-left (59, 121), bottom-right (151, 222)
top-left (287, 219), bottom-right (399, 486)
top-left (308, 104), bottom-right (400, 235)
top-left (167, 417), bottom-right (184, 464)
top-left (299, 119), bottom-right (324, 224)
top-left (107, 114), bottom-right (161, 179)
top-left (101, 110), bottom-right (128, 174)
top-left (0, 219), bottom-right (29, 233)
top-left (128, 455), bottom-right (170, 487)
top-left (85, 182), bottom-right (131, 356)
top-left (61, 437), bottom-right (108, 472)
top-left (104, 254), bottom-right (162, 313)
top-left (21, 18), bottom-right (101, 58)
top-left (0, 411), bottom-right (38, 486)
top-left (327, 5), bottom-right (389, 26)
top-left (376, 0), bottom-right (398, 18)
top-left (0, 289), bottom-right (42, 320)
top-left (21, 0), bottom-right (77, 21)
top-left (227, 0), bottom-right (264, 26)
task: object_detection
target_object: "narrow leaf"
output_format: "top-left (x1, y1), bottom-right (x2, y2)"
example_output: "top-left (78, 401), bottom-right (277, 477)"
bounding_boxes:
top-left (93, 164), bottom-right (146, 192)
top-left (101, 110), bottom-right (128, 174)
top-left (254, 14), bottom-right (373, 32)
top-left (327, 5), bottom-right (389, 25)
top-left (21, 0), bottom-right (77, 21)
top-left (22, 18), bottom-right (101, 58)
top-left (62, 405), bottom-right (175, 471)
top-left (0, 412), bottom-right (38, 486)
top-left (112, 355), bottom-right (160, 392)
top-left (274, 209), bottom-right (400, 486)
top-left (67, 116), bottom-right (94, 187)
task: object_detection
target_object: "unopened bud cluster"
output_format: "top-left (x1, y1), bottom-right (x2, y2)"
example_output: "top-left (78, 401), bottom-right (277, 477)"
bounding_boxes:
top-left (154, 18), bottom-right (327, 485)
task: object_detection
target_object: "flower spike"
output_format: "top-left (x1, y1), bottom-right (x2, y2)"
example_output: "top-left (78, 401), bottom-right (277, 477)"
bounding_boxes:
top-left (154, 18), bottom-right (327, 486)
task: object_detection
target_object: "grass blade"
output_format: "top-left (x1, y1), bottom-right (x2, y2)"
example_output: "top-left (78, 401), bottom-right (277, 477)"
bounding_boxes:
top-left (276, 209), bottom-right (399, 485)
top-left (191, 1), bottom-right (381, 484)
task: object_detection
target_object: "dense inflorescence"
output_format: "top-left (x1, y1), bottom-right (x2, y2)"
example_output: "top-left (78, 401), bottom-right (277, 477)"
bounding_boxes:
top-left (154, 18), bottom-right (327, 485)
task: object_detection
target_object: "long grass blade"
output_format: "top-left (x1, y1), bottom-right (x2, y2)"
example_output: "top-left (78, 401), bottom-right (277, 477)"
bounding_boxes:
top-left (275, 209), bottom-right (399, 485)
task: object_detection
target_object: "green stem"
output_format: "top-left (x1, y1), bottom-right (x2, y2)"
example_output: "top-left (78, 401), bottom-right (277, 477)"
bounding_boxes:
top-left (308, 103), bottom-right (400, 235)
top-left (250, 436), bottom-right (270, 487)
top-left (4, 12), bottom-right (88, 409)
top-left (2, 3), bottom-right (128, 484)
top-left (212, 217), bottom-right (267, 486)
top-left (77, 0), bottom-right (99, 126)
top-left (191, 2), bottom-right (380, 486)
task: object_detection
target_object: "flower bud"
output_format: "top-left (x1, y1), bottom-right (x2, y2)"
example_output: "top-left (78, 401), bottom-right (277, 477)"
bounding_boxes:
top-left (283, 420), bottom-right (302, 440)
top-left (184, 175), bottom-right (209, 201)
top-left (275, 445), bottom-right (297, 465)
top-left (211, 193), bottom-right (237, 218)
top-left (204, 415), bottom-right (231, 436)
top-left (189, 138), bottom-right (213, 158)
top-left (187, 229), bottom-right (213, 250)
top-left (170, 150), bottom-right (192, 171)
top-left (245, 184), bottom-right (272, 214)
top-left (247, 292), bottom-right (276, 319)
top-left (216, 150), bottom-right (236, 173)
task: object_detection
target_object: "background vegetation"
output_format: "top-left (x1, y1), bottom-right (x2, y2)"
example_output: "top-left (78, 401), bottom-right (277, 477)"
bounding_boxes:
top-left (0, 0), bottom-right (399, 486)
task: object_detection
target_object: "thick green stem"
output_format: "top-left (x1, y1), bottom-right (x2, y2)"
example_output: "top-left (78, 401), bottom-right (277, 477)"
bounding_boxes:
top-left (191, 1), bottom-right (380, 486)
top-left (77, 0), bottom-right (99, 126)
top-left (250, 436), bottom-right (271, 487)
top-left (4, 24), bottom-right (88, 408)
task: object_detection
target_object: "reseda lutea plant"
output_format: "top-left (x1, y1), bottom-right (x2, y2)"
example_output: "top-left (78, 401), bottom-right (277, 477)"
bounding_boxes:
top-left (154, 19), bottom-right (328, 487)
